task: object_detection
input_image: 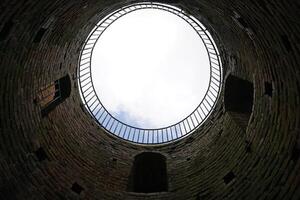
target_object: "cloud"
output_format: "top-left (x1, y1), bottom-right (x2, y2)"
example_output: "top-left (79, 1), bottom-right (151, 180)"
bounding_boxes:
top-left (91, 9), bottom-right (210, 129)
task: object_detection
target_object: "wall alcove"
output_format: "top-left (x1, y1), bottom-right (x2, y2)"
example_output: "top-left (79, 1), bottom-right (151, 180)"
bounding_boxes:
top-left (128, 152), bottom-right (168, 193)
top-left (224, 75), bottom-right (254, 130)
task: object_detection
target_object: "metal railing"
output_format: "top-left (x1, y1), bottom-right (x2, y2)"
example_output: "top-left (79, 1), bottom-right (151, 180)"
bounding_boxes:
top-left (77, 2), bottom-right (223, 145)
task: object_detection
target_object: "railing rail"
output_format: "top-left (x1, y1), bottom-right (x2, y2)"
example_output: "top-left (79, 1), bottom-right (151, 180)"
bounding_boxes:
top-left (77, 2), bottom-right (223, 145)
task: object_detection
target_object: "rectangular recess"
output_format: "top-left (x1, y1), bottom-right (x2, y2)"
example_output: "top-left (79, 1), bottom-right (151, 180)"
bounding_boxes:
top-left (0, 20), bottom-right (14, 41)
top-left (71, 182), bottom-right (84, 194)
top-left (33, 28), bottom-right (47, 43)
top-left (35, 147), bottom-right (48, 162)
top-left (223, 171), bottom-right (236, 184)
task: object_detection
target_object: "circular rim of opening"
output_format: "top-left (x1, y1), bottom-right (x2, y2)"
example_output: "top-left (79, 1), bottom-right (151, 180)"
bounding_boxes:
top-left (77, 2), bottom-right (223, 145)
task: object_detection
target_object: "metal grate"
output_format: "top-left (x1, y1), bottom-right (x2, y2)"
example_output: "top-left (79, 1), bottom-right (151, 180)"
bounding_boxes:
top-left (77, 2), bottom-right (223, 145)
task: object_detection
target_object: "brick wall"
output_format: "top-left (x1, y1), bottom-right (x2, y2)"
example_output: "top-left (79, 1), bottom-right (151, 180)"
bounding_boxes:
top-left (0, 0), bottom-right (299, 199)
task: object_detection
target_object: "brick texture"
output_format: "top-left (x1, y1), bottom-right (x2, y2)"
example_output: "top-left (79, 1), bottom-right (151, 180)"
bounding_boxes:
top-left (0, 0), bottom-right (299, 199)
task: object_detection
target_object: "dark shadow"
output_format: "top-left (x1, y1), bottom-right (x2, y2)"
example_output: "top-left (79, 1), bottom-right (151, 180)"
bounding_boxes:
top-left (223, 171), bottom-right (236, 184)
top-left (0, 20), bottom-right (14, 41)
top-left (128, 152), bottom-right (168, 193)
top-left (71, 182), bottom-right (84, 195)
top-left (236, 16), bottom-right (248, 28)
top-left (281, 35), bottom-right (292, 52)
top-left (264, 82), bottom-right (273, 97)
top-left (35, 147), bottom-right (48, 162)
top-left (33, 28), bottom-right (47, 43)
top-left (225, 75), bottom-right (254, 130)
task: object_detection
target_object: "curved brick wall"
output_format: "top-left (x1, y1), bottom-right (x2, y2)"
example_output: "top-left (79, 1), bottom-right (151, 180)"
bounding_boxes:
top-left (0, 0), bottom-right (299, 199)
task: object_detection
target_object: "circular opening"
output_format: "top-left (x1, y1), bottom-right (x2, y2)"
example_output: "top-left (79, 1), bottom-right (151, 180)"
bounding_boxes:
top-left (78, 2), bottom-right (222, 145)
top-left (92, 8), bottom-right (210, 129)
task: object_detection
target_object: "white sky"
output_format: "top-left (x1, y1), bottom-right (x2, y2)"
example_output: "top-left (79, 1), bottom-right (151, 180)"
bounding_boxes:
top-left (91, 9), bottom-right (210, 129)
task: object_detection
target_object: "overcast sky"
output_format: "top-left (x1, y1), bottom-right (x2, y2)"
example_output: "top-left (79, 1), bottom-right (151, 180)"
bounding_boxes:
top-left (91, 9), bottom-right (210, 129)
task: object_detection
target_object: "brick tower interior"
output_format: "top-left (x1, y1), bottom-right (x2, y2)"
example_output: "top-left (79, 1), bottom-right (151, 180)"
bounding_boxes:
top-left (0, 0), bottom-right (299, 199)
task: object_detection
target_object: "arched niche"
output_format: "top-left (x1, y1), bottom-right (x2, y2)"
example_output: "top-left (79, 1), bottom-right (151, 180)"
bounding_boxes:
top-left (128, 152), bottom-right (168, 193)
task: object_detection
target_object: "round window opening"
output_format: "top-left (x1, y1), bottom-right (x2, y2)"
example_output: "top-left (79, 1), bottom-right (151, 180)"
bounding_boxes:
top-left (78, 2), bottom-right (223, 145)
